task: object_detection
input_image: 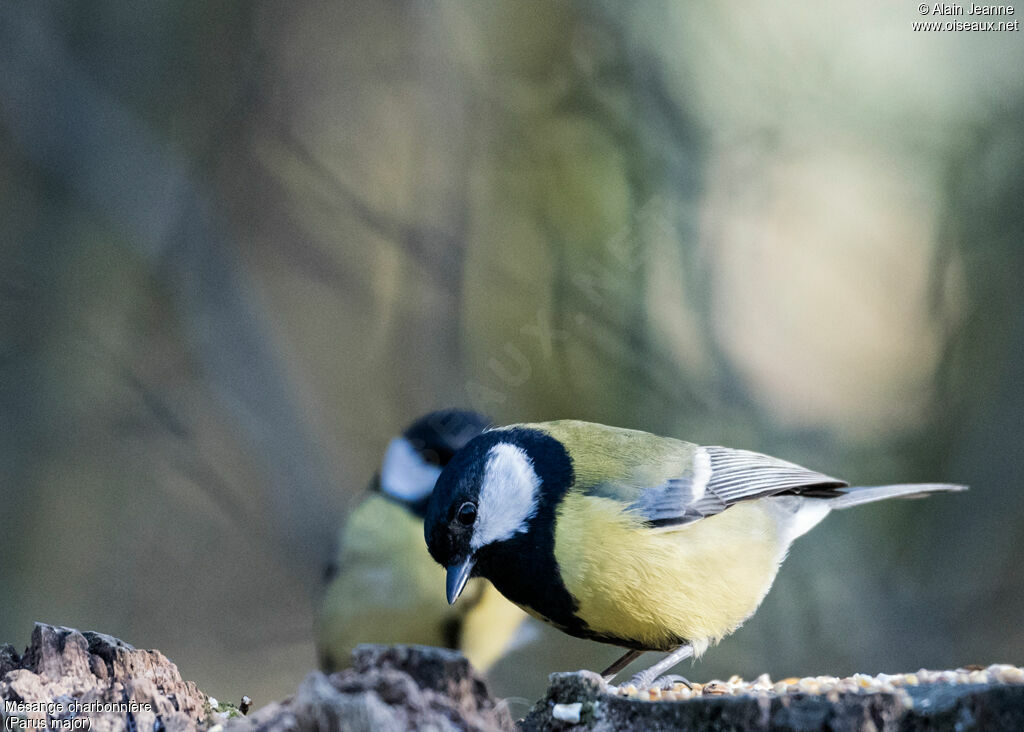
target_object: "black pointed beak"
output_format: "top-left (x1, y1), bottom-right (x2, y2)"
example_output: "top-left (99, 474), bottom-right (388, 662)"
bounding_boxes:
top-left (446, 557), bottom-right (474, 605)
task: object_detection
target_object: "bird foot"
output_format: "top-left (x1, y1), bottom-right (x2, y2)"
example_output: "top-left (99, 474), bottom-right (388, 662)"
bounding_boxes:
top-left (630, 672), bottom-right (693, 690)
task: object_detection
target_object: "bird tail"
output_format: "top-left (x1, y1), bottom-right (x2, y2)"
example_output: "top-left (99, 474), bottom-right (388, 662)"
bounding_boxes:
top-left (827, 483), bottom-right (967, 510)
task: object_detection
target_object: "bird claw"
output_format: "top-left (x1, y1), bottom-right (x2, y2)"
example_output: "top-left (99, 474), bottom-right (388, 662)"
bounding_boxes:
top-left (655, 674), bottom-right (693, 690)
top-left (630, 672), bottom-right (693, 690)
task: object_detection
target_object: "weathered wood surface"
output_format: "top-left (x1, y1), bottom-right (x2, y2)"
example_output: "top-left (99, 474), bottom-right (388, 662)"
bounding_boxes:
top-left (1, 623), bottom-right (211, 731)
top-left (226, 644), bottom-right (513, 732)
top-left (521, 669), bottom-right (1024, 732)
top-left (4, 627), bottom-right (1023, 731)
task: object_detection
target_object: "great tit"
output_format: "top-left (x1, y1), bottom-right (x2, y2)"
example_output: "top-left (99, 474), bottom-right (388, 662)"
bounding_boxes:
top-left (424, 420), bottom-right (966, 688)
top-left (315, 409), bottom-right (528, 672)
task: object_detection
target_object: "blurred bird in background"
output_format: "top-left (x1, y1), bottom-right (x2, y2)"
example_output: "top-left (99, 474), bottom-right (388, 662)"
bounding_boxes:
top-left (316, 409), bottom-right (529, 673)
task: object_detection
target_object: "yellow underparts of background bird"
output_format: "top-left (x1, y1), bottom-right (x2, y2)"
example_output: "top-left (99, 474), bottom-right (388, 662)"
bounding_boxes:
top-left (316, 494), bottom-right (526, 672)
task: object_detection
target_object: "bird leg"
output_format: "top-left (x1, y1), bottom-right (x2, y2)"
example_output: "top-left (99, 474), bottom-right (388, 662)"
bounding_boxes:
top-left (629, 644), bottom-right (695, 689)
top-left (599, 649), bottom-right (644, 682)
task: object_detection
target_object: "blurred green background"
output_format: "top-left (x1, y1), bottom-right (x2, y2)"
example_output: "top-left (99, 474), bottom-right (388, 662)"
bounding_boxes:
top-left (2, 0), bottom-right (1023, 713)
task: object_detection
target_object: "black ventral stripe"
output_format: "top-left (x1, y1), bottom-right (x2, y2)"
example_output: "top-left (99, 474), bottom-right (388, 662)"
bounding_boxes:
top-left (470, 427), bottom-right (589, 637)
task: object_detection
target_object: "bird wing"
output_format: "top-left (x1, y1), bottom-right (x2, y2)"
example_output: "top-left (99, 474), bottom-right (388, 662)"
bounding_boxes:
top-left (621, 445), bottom-right (847, 529)
top-left (529, 421), bottom-right (847, 530)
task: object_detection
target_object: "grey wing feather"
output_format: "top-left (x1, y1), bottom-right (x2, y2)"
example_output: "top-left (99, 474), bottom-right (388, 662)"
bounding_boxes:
top-left (629, 477), bottom-right (727, 526)
top-left (633, 446), bottom-right (847, 529)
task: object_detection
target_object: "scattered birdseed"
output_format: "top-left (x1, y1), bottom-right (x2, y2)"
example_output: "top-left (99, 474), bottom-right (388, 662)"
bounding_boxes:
top-left (701, 681), bottom-right (730, 696)
top-left (609, 664), bottom-right (1024, 701)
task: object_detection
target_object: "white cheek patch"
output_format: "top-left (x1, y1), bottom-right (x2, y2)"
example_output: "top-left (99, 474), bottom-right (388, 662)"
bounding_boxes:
top-left (471, 443), bottom-right (541, 550)
top-left (380, 437), bottom-right (442, 503)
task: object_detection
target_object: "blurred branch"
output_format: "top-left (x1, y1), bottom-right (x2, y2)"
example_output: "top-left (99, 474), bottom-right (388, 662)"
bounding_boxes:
top-left (278, 126), bottom-right (465, 293)
top-left (79, 331), bottom-right (261, 529)
top-left (0, 3), bottom-right (336, 580)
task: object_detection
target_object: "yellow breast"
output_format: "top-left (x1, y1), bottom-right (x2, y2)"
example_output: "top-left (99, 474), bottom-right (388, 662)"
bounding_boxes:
top-left (553, 493), bottom-right (786, 652)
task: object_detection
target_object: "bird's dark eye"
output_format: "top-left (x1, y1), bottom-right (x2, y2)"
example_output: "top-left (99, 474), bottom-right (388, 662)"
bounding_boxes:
top-left (456, 501), bottom-right (477, 526)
